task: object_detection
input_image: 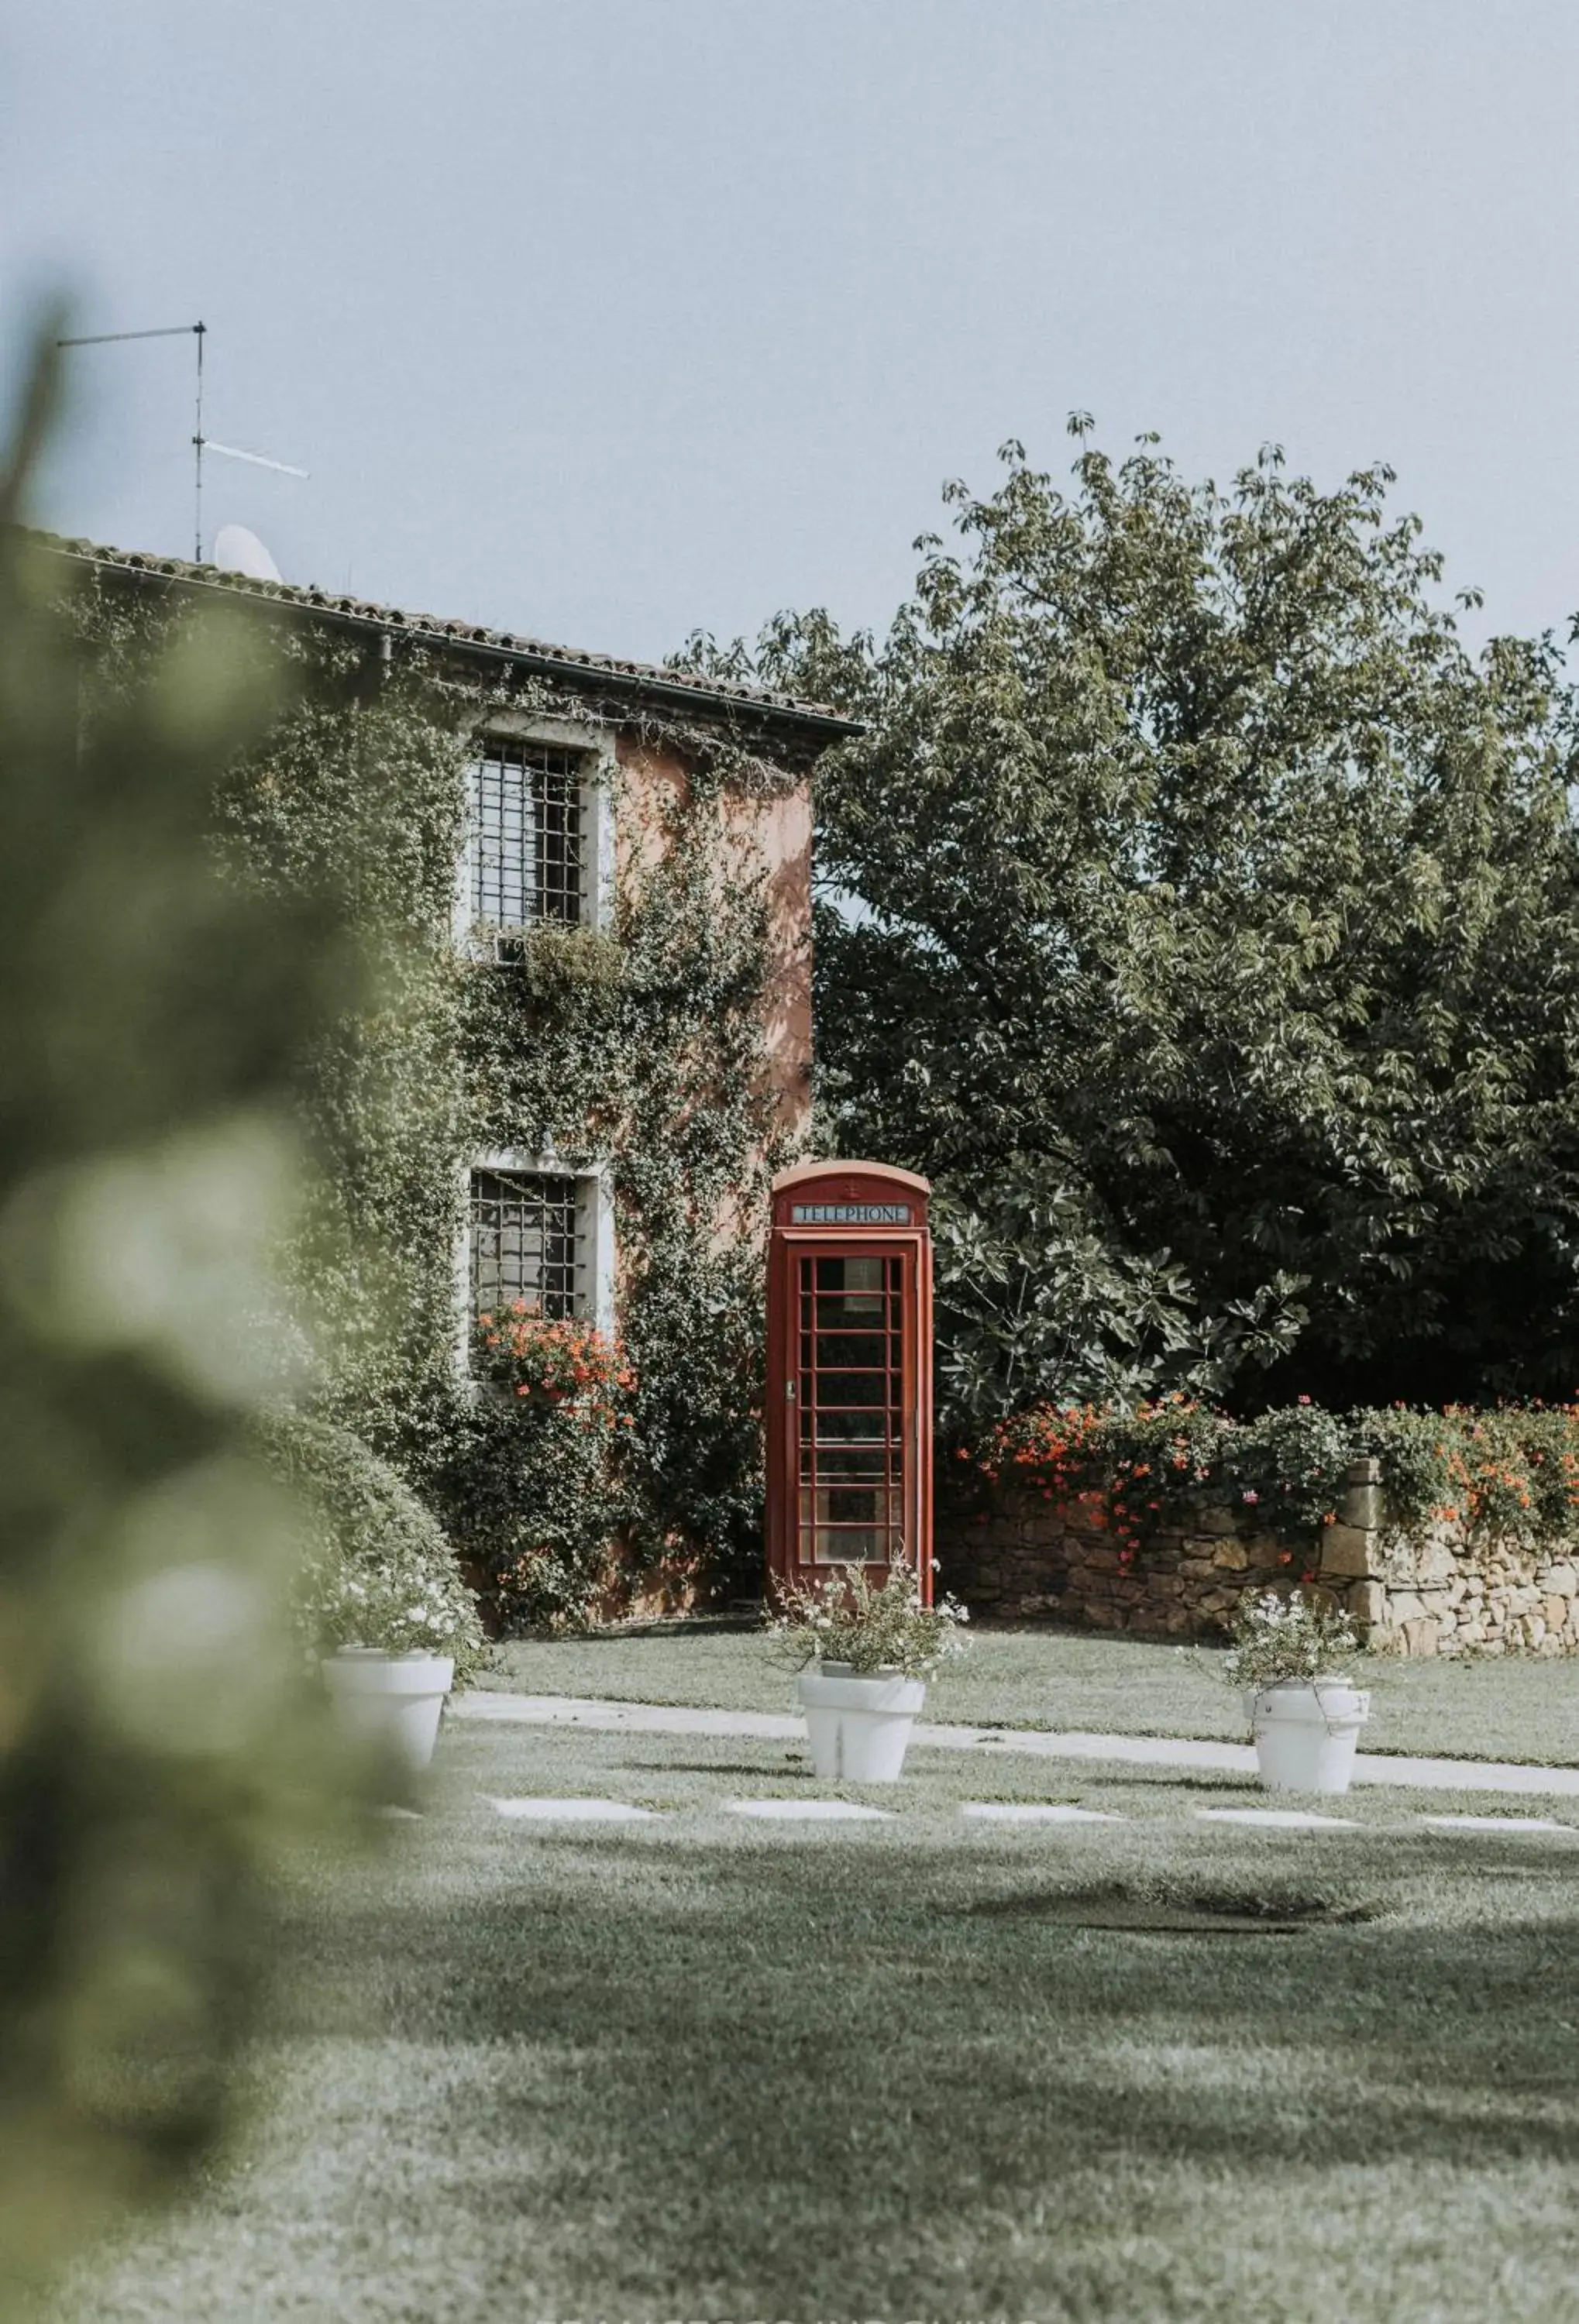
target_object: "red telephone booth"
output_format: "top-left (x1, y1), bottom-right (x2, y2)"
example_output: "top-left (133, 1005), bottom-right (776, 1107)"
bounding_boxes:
top-left (765, 1160), bottom-right (933, 1605)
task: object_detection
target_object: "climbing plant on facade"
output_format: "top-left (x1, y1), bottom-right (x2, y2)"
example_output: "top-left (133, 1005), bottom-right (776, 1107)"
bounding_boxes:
top-left (65, 566), bottom-right (796, 1631)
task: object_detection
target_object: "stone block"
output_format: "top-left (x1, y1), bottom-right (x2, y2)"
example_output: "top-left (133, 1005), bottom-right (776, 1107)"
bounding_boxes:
top-left (1211, 1542), bottom-right (1249, 1570)
top-left (1194, 1506), bottom-right (1237, 1537)
top-left (1348, 1580), bottom-right (1388, 1631)
top-left (1321, 1524), bottom-right (1381, 1580)
top-left (1399, 1617), bottom-right (1440, 1657)
top-left (1543, 1595), bottom-right (1570, 1633)
top-left (1342, 1458), bottom-right (1381, 1487)
top-left (1388, 1590), bottom-right (1426, 1624)
top-left (1337, 1483), bottom-right (1382, 1530)
top-left (1418, 1541), bottom-right (1457, 1583)
top-left (1541, 1563), bottom-right (1578, 1597)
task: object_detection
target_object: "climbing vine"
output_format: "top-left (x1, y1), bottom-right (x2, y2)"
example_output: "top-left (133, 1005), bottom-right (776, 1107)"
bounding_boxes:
top-left (65, 561), bottom-right (800, 1628)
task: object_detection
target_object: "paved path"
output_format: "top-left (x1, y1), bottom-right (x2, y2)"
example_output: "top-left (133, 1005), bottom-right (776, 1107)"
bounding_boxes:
top-left (452, 1690), bottom-right (1579, 1798)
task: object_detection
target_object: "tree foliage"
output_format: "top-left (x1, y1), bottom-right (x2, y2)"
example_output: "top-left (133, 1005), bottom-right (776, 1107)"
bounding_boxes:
top-left (698, 424), bottom-right (1579, 1417)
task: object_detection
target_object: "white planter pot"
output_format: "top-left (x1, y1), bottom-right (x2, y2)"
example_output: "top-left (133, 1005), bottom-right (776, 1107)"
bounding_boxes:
top-left (322, 1648), bottom-right (455, 1771)
top-left (1250, 1678), bottom-right (1371, 1795)
top-left (796, 1664), bottom-right (927, 1783)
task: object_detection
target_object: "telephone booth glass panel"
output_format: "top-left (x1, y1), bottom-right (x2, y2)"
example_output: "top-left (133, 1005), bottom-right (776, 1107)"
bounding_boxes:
top-left (766, 1161), bottom-right (933, 1603)
top-left (798, 1253), bottom-right (908, 1564)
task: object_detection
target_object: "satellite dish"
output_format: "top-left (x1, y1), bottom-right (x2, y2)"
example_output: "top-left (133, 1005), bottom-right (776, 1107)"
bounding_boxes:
top-left (213, 523), bottom-right (283, 582)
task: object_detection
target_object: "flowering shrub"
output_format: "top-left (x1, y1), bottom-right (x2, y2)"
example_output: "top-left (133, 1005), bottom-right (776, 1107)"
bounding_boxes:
top-left (770, 1559), bottom-right (970, 1680)
top-left (262, 1413), bottom-right (486, 1679)
top-left (1220, 1401), bottom-right (1353, 1540)
top-left (965, 1397), bottom-right (1579, 1560)
top-left (451, 1307), bottom-right (638, 1631)
top-left (476, 1305), bottom-right (635, 1414)
top-left (1223, 1589), bottom-right (1359, 1690)
top-left (1349, 1402), bottom-right (1579, 1549)
top-left (299, 1556), bottom-right (479, 1664)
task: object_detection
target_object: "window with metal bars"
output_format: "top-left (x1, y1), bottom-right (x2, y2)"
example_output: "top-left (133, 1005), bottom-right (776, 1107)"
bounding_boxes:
top-left (469, 1167), bottom-right (585, 1320)
top-left (468, 738), bottom-right (587, 946)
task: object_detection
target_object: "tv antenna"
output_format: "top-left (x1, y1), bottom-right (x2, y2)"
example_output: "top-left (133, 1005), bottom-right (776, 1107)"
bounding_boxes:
top-left (56, 321), bottom-right (308, 562)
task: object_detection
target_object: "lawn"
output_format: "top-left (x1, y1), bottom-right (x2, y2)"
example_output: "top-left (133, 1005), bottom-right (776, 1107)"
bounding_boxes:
top-left (61, 1712), bottom-right (1579, 2324)
top-left (487, 1621), bottom-right (1579, 1766)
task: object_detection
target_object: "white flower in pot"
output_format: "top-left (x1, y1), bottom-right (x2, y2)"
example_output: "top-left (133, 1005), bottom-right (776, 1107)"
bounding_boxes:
top-left (772, 1559), bottom-right (969, 1783)
top-left (1225, 1588), bottom-right (1371, 1795)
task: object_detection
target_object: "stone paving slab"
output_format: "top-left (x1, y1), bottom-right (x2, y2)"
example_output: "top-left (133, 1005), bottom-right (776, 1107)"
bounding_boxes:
top-left (1421, 1813), bottom-right (1573, 1834)
top-left (1195, 1807), bottom-right (1357, 1830)
top-left (961, 1802), bottom-right (1126, 1824)
top-left (488, 1796), bottom-right (659, 1822)
top-left (725, 1798), bottom-right (890, 1821)
top-left (452, 1691), bottom-right (1579, 1798)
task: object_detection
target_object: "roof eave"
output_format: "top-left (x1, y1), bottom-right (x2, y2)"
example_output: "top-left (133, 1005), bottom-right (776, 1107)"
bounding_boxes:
top-left (34, 537), bottom-right (865, 744)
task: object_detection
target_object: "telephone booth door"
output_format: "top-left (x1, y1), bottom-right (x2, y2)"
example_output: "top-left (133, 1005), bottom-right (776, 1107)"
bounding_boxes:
top-left (765, 1162), bottom-right (933, 1604)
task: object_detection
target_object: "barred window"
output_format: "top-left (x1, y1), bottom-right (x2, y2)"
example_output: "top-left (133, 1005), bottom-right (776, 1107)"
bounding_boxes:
top-left (470, 1167), bottom-right (584, 1320)
top-left (469, 738), bottom-right (586, 933)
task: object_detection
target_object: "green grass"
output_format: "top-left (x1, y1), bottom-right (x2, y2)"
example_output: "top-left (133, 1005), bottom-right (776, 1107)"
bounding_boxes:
top-left (61, 1717), bottom-right (1579, 2323)
top-left (486, 1622), bottom-right (1579, 1765)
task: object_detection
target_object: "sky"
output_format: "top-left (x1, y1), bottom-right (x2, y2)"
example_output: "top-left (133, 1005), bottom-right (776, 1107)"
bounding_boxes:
top-left (3, 0), bottom-right (1578, 669)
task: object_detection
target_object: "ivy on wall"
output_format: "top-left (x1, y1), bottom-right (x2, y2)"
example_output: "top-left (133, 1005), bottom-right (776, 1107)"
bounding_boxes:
top-left (455, 747), bottom-right (794, 1619)
top-left (69, 570), bottom-right (799, 1627)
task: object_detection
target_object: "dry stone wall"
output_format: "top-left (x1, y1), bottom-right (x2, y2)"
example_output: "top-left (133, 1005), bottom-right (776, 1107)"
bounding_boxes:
top-left (940, 1459), bottom-right (1579, 1656)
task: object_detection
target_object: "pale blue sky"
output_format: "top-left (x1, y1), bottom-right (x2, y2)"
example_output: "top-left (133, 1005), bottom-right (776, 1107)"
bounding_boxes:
top-left (4, 1), bottom-right (1577, 666)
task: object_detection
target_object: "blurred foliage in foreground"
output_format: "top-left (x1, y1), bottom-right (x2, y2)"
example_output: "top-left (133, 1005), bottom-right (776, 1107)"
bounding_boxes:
top-left (0, 335), bottom-right (362, 2299)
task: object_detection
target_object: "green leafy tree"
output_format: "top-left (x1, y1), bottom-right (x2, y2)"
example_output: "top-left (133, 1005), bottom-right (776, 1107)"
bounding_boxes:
top-left (688, 423), bottom-right (1579, 1416)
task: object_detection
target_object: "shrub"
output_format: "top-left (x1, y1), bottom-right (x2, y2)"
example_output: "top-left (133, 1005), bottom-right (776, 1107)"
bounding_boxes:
top-left (1223, 1590), bottom-right (1360, 1690)
top-left (260, 1413), bottom-right (485, 1679)
top-left (966, 1397), bottom-right (1579, 1563)
top-left (1221, 1401), bottom-right (1354, 1538)
top-left (439, 1308), bottom-right (635, 1632)
top-left (770, 1559), bottom-right (970, 1679)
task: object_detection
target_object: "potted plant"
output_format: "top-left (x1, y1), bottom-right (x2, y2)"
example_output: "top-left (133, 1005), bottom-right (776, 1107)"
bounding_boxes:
top-left (265, 1414), bottom-right (486, 1772)
top-left (311, 1564), bottom-right (480, 1773)
top-left (771, 1559), bottom-right (969, 1783)
top-left (1224, 1588), bottom-right (1371, 1795)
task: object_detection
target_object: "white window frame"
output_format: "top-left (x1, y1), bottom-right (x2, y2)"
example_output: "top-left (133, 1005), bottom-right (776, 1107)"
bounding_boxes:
top-left (454, 713), bottom-right (615, 953)
top-left (455, 1147), bottom-right (615, 1372)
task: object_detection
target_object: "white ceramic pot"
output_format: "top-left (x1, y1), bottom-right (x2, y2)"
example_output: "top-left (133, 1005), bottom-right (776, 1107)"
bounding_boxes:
top-left (322, 1648), bottom-right (455, 1771)
top-left (1250, 1677), bottom-right (1371, 1795)
top-left (796, 1663), bottom-right (927, 1783)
